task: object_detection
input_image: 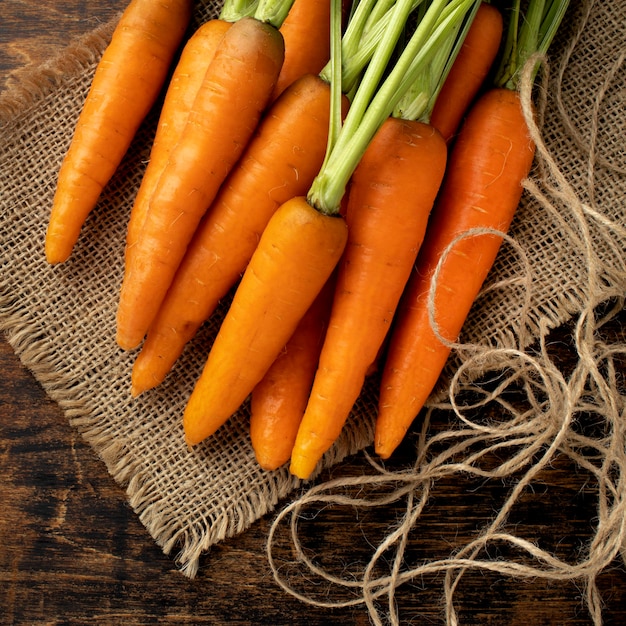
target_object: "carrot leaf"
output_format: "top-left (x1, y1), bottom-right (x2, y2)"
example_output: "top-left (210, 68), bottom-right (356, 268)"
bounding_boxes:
top-left (392, 0), bottom-right (479, 122)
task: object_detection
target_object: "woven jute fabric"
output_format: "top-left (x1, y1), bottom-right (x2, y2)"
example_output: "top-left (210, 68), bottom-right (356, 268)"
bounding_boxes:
top-left (1, 0), bottom-right (624, 581)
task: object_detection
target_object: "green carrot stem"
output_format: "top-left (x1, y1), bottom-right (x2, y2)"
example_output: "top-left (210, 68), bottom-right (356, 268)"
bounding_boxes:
top-left (319, 0), bottom-right (425, 96)
top-left (320, 0), bottom-right (345, 175)
top-left (253, 0), bottom-right (296, 28)
top-left (219, 0), bottom-right (260, 21)
top-left (309, 0), bottom-right (478, 215)
top-left (495, 0), bottom-right (570, 91)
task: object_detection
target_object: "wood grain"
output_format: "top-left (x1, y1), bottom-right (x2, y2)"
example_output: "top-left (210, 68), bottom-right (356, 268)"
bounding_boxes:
top-left (1, 2), bottom-right (625, 624)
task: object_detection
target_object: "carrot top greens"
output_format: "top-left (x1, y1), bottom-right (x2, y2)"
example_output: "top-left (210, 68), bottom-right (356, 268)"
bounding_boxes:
top-left (309, 0), bottom-right (480, 216)
top-left (494, 0), bottom-right (570, 90)
top-left (219, 0), bottom-right (259, 21)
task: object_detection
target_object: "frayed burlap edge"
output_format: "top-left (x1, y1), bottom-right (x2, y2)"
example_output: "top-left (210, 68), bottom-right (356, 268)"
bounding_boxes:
top-left (0, 19), bottom-right (117, 125)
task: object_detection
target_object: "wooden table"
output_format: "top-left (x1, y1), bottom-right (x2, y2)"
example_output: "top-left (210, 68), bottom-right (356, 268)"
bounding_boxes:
top-left (2, 2), bottom-right (626, 624)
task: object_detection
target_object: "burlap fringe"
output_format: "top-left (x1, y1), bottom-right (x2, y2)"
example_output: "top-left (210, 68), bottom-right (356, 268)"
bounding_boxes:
top-left (0, 19), bottom-right (117, 126)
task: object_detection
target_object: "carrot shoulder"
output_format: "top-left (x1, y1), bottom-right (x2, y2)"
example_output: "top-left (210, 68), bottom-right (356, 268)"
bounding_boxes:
top-left (375, 87), bottom-right (536, 459)
top-left (45, 0), bottom-right (193, 264)
top-left (115, 16), bottom-right (285, 351)
top-left (129, 74), bottom-right (346, 396)
top-left (125, 19), bottom-right (232, 261)
top-left (183, 197), bottom-right (348, 446)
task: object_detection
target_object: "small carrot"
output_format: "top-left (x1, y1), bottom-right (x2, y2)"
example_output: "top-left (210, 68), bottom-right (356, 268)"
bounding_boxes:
top-left (183, 197), bottom-right (348, 446)
top-left (375, 0), bottom-right (570, 460)
top-left (130, 73), bottom-right (348, 396)
top-left (288, 1), bottom-right (475, 480)
top-left (250, 274), bottom-right (336, 471)
top-left (182, 0), bottom-right (476, 450)
top-left (271, 0), bottom-right (332, 102)
top-left (45, 0), bottom-right (193, 264)
top-left (115, 12), bottom-right (286, 351)
top-left (124, 18), bottom-right (232, 262)
top-left (429, 1), bottom-right (503, 143)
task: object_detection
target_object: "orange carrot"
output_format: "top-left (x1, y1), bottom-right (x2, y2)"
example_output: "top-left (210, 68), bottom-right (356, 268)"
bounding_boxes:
top-left (271, 0), bottom-right (332, 101)
top-left (45, 0), bottom-right (193, 264)
top-left (374, 0), bottom-right (570, 460)
top-left (115, 15), bottom-right (285, 351)
top-left (130, 74), bottom-right (348, 396)
top-left (250, 274), bottom-right (335, 471)
top-left (375, 87), bottom-right (536, 459)
top-left (183, 197), bottom-right (348, 446)
top-left (124, 19), bottom-right (232, 262)
top-left (429, 1), bottom-right (503, 143)
top-left (289, 117), bottom-right (448, 479)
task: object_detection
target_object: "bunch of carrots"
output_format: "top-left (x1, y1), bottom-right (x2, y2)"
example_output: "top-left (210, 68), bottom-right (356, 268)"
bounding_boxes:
top-left (46, 0), bottom-right (570, 479)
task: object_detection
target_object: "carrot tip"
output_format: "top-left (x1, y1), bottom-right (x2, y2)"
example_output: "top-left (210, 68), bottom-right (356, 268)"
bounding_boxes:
top-left (44, 242), bottom-right (71, 265)
top-left (130, 384), bottom-right (142, 399)
top-left (255, 455), bottom-right (284, 472)
top-left (289, 454), bottom-right (318, 480)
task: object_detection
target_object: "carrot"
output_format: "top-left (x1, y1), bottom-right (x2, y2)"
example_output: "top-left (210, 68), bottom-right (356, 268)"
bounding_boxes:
top-left (115, 13), bottom-right (286, 351)
top-left (130, 73), bottom-right (348, 396)
top-left (429, 1), bottom-right (503, 143)
top-left (250, 274), bottom-right (336, 471)
top-left (183, 197), bottom-right (348, 446)
top-left (182, 0), bottom-right (477, 449)
top-left (124, 18), bottom-right (232, 262)
top-left (288, 1), bottom-right (475, 480)
top-left (45, 0), bottom-right (193, 264)
top-left (289, 118), bottom-right (448, 479)
top-left (271, 0), bottom-right (332, 102)
top-left (374, 0), bottom-right (570, 460)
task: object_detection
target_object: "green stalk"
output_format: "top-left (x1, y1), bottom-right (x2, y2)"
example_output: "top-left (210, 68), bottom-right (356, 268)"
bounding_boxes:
top-left (323, 0), bottom-right (420, 174)
top-left (323, 0), bottom-right (345, 167)
top-left (253, 0), bottom-right (296, 28)
top-left (219, 0), bottom-right (260, 21)
top-left (309, 0), bottom-right (478, 215)
top-left (495, 0), bottom-right (570, 91)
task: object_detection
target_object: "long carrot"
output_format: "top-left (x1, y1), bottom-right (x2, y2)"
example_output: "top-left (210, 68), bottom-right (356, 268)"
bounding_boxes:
top-left (45, 0), bottom-right (193, 265)
top-left (375, 0), bottom-right (570, 460)
top-left (115, 10), bottom-right (287, 351)
top-left (124, 18), bottom-right (232, 262)
top-left (290, 120), bottom-right (449, 479)
top-left (288, 2), bottom-right (476, 480)
top-left (130, 73), bottom-right (349, 396)
top-left (271, 0), bottom-right (332, 102)
top-left (250, 274), bottom-right (336, 471)
top-left (182, 0), bottom-right (478, 449)
top-left (429, 1), bottom-right (503, 143)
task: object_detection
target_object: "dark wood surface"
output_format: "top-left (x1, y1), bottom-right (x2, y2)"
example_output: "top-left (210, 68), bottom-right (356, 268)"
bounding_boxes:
top-left (2, 2), bottom-right (626, 624)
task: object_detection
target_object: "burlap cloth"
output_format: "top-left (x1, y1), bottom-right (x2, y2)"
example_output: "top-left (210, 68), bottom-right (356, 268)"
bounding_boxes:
top-left (1, 0), bottom-right (624, 591)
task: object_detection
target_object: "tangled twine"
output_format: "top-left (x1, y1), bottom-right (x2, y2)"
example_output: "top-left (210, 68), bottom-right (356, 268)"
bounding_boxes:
top-left (266, 20), bottom-right (626, 626)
